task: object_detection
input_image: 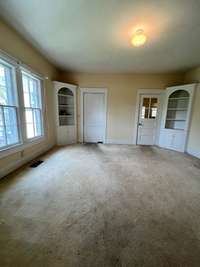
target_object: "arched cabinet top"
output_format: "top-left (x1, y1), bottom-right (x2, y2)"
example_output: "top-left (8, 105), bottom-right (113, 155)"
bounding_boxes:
top-left (58, 87), bottom-right (73, 96)
top-left (169, 89), bottom-right (189, 99)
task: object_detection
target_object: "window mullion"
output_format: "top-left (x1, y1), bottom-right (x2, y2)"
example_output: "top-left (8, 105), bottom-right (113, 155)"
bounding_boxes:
top-left (15, 66), bottom-right (25, 144)
top-left (14, 106), bottom-right (20, 142)
top-left (28, 77), bottom-right (32, 109)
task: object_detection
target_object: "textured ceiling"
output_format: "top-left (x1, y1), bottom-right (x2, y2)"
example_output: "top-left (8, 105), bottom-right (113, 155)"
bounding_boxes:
top-left (0, 0), bottom-right (200, 73)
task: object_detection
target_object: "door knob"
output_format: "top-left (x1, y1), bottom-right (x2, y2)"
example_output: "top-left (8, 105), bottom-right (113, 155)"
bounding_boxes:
top-left (138, 122), bottom-right (143, 126)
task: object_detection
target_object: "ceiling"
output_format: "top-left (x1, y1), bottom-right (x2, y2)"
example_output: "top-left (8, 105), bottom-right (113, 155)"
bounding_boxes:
top-left (0, 0), bottom-right (200, 73)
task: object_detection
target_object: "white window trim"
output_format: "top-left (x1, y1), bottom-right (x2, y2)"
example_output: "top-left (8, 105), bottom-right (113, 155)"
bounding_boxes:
top-left (22, 71), bottom-right (44, 140)
top-left (0, 51), bottom-right (46, 159)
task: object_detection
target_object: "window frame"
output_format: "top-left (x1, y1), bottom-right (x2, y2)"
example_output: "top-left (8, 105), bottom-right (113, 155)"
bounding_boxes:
top-left (0, 58), bottom-right (22, 151)
top-left (21, 70), bottom-right (44, 141)
top-left (0, 53), bottom-right (46, 158)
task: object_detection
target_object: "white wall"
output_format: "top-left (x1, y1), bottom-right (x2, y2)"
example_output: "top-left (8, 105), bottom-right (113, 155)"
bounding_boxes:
top-left (184, 68), bottom-right (200, 158)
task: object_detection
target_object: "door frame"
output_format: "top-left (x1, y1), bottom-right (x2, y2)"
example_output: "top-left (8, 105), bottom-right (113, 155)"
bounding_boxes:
top-left (80, 88), bottom-right (107, 143)
top-left (133, 89), bottom-right (163, 145)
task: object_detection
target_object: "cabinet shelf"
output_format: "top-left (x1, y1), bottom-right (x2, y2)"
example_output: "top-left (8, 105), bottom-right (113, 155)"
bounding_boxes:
top-left (58, 94), bottom-right (73, 98)
top-left (166, 119), bottom-right (186, 121)
top-left (59, 104), bottom-right (74, 107)
top-left (169, 97), bottom-right (189, 100)
top-left (167, 108), bottom-right (187, 111)
top-left (59, 115), bottom-right (73, 117)
top-left (165, 128), bottom-right (184, 131)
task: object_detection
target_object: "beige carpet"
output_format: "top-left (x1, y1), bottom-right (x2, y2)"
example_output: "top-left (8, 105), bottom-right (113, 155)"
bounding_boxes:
top-left (0, 144), bottom-right (200, 267)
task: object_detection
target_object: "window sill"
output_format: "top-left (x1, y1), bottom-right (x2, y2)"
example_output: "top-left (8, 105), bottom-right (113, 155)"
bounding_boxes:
top-left (0, 135), bottom-right (45, 159)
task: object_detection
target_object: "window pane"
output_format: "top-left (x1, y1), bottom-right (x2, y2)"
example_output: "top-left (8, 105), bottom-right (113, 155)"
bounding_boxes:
top-left (0, 65), bottom-right (6, 86)
top-left (26, 123), bottom-right (34, 139)
top-left (143, 98), bottom-right (150, 108)
top-left (30, 79), bottom-right (39, 108)
top-left (33, 109), bottom-right (42, 136)
top-left (149, 108), bottom-right (157, 119)
top-left (141, 107), bottom-right (149, 119)
top-left (141, 98), bottom-right (150, 119)
top-left (22, 73), bottom-right (41, 109)
top-left (25, 109), bottom-right (34, 138)
top-left (150, 98), bottom-right (158, 108)
top-left (6, 124), bottom-right (19, 145)
top-left (4, 107), bottom-right (19, 145)
top-left (0, 63), bottom-right (15, 105)
top-left (0, 107), bottom-right (4, 126)
top-left (0, 108), bottom-right (6, 147)
top-left (4, 107), bottom-right (17, 126)
top-left (22, 75), bottom-right (30, 107)
top-left (0, 85), bottom-right (7, 105)
top-left (0, 126), bottom-right (6, 148)
top-left (25, 109), bottom-right (33, 124)
top-left (149, 98), bottom-right (158, 119)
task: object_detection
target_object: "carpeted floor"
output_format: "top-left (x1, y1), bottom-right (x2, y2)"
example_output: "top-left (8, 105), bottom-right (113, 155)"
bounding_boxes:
top-left (0, 144), bottom-right (200, 267)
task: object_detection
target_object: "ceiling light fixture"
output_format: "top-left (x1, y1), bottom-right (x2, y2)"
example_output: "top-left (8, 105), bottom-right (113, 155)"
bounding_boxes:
top-left (131, 29), bottom-right (147, 47)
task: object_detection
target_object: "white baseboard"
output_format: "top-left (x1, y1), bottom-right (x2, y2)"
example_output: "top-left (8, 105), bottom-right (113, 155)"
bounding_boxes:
top-left (0, 143), bottom-right (54, 179)
top-left (186, 148), bottom-right (200, 159)
top-left (105, 139), bottom-right (132, 145)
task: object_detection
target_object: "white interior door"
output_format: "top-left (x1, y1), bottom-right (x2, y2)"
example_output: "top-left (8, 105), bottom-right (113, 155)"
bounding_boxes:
top-left (137, 95), bottom-right (159, 145)
top-left (83, 92), bottom-right (106, 143)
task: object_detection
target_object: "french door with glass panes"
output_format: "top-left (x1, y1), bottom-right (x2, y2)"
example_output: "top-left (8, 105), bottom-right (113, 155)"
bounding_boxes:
top-left (137, 95), bottom-right (159, 145)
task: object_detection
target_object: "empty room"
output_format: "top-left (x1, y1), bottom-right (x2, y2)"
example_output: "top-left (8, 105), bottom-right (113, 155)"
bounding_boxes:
top-left (0, 0), bottom-right (200, 266)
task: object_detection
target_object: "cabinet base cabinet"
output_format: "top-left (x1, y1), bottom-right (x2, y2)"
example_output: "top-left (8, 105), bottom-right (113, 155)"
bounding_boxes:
top-left (159, 129), bottom-right (187, 152)
top-left (56, 126), bottom-right (76, 145)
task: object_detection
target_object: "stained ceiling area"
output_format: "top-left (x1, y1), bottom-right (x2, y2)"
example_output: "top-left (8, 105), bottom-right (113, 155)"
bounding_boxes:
top-left (0, 0), bottom-right (200, 73)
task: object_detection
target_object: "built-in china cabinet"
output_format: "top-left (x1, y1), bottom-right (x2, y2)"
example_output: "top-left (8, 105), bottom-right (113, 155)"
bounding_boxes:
top-left (159, 84), bottom-right (196, 152)
top-left (54, 81), bottom-right (77, 145)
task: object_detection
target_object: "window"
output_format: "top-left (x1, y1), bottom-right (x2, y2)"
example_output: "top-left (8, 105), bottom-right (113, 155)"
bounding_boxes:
top-left (141, 97), bottom-right (158, 119)
top-left (22, 72), bottom-right (43, 139)
top-left (0, 54), bottom-right (45, 153)
top-left (0, 61), bottom-right (20, 149)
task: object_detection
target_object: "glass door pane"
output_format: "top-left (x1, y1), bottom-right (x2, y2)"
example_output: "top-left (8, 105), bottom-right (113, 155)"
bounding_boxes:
top-left (141, 98), bottom-right (150, 119)
top-left (149, 98), bottom-right (158, 119)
